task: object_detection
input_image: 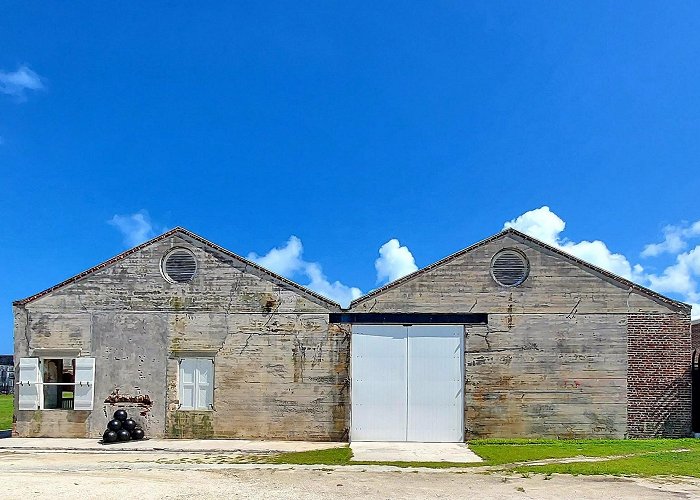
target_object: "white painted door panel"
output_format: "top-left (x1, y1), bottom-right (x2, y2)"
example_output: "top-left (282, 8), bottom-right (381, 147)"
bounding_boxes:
top-left (407, 325), bottom-right (463, 442)
top-left (351, 324), bottom-right (464, 442)
top-left (351, 325), bottom-right (407, 441)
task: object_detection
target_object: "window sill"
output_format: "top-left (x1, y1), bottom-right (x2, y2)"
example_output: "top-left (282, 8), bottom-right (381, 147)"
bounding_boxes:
top-left (34, 408), bottom-right (90, 411)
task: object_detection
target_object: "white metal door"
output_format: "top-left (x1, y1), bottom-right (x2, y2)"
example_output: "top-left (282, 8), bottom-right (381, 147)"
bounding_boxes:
top-left (351, 324), bottom-right (464, 442)
top-left (407, 325), bottom-right (463, 442)
top-left (351, 325), bottom-right (408, 441)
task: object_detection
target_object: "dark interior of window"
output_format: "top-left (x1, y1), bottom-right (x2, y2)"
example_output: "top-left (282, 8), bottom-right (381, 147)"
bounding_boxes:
top-left (42, 358), bottom-right (75, 409)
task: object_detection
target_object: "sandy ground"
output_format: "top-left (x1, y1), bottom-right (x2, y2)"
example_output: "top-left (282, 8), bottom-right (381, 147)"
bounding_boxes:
top-left (1, 450), bottom-right (699, 499)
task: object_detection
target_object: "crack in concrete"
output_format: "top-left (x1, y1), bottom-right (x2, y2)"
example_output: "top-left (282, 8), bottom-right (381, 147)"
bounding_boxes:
top-left (566, 298), bottom-right (581, 320)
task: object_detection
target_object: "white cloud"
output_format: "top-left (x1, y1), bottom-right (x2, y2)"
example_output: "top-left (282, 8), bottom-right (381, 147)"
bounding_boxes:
top-left (304, 262), bottom-right (362, 307)
top-left (503, 206), bottom-right (565, 246)
top-left (646, 246), bottom-right (700, 302)
top-left (689, 304), bottom-right (700, 321)
top-left (248, 235), bottom-right (416, 305)
top-left (503, 206), bottom-right (642, 281)
top-left (247, 236), bottom-right (304, 276)
top-left (248, 237), bottom-right (361, 307)
top-left (558, 240), bottom-right (643, 282)
top-left (375, 239), bottom-right (418, 284)
top-left (641, 221), bottom-right (700, 257)
top-left (638, 232), bottom-right (700, 320)
top-left (0, 65), bottom-right (45, 100)
top-left (108, 210), bottom-right (159, 247)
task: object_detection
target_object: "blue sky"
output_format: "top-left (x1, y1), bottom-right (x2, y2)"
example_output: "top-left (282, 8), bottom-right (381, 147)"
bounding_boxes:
top-left (1, 3), bottom-right (699, 353)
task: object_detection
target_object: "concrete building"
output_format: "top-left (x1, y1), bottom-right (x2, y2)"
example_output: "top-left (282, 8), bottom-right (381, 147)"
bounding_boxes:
top-left (0, 356), bottom-right (13, 395)
top-left (13, 227), bottom-right (692, 440)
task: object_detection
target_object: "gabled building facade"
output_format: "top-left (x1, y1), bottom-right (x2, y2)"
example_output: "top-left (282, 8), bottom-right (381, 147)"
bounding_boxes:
top-left (345, 230), bottom-right (691, 439)
top-left (13, 227), bottom-right (692, 440)
top-left (14, 228), bottom-right (347, 439)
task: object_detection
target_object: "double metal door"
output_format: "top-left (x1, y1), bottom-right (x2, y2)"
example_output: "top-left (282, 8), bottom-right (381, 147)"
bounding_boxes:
top-left (351, 324), bottom-right (464, 442)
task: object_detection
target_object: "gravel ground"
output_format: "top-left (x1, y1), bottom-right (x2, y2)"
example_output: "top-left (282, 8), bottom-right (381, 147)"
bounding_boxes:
top-left (1, 450), bottom-right (699, 499)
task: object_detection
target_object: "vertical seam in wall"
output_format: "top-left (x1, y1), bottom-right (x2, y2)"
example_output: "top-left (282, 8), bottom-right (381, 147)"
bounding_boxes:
top-left (625, 289), bottom-right (631, 439)
top-left (165, 335), bottom-right (170, 438)
top-left (405, 326), bottom-right (409, 441)
top-left (461, 324), bottom-right (465, 442)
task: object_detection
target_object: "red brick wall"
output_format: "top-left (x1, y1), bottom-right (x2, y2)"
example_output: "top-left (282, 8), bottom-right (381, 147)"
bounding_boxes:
top-left (627, 313), bottom-right (692, 438)
top-left (692, 322), bottom-right (700, 351)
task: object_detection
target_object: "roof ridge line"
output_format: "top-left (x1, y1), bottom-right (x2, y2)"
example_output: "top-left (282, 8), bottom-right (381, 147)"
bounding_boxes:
top-left (171, 228), bottom-right (340, 309)
top-left (350, 228), bottom-right (689, 312)
top-left (13, 227), bottom-right (181, 306)
top-left (349, 229), bottom-right (510, 307)
top-left (14, 227), bottom-right (340, 309)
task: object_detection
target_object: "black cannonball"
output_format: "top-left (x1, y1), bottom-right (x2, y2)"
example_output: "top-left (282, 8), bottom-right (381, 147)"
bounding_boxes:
top-left (131, 428), bottom-right (145, 440)
top-left (122, 418), bottom-right (136, 432)
top-left (107, 419), bottom-right (122, 431)
top-left (117, 429), bottom-right (131, 441)
top-left (102, 430), bottom-right (118, 443)
top-left (113, 409), bottom-right (128, 421)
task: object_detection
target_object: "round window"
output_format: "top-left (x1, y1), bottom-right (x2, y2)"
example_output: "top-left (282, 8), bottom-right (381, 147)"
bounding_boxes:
top-left (491, 249), bottom-right (529, 287)
top-left (162, 248), bottom-right (197, 283)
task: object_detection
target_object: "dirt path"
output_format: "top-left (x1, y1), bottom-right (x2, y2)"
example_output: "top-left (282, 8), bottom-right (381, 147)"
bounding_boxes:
top-left (1, 451), bottom-right (699, 499)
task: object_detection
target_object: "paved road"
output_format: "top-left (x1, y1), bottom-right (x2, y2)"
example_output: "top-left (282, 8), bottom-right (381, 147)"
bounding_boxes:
top-left (1, 450), bottom-right (699, 499)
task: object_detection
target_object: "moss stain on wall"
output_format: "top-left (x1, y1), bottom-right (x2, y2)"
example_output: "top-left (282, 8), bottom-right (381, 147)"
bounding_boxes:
top-left (168, 411), bottom-right (214, 438)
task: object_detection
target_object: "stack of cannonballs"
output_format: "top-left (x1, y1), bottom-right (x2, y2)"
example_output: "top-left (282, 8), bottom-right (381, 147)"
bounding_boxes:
top-left (102, 409), bottom-right (145, 443)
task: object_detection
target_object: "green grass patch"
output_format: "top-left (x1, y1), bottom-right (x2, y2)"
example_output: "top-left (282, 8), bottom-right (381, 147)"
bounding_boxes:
top-left (512, 449), bottom-right (700, 478)
top-left (270, 446), bottom-right (353, 465)
top-left (268, 439), bottom-right (700, 476)
top-left (469, 438), bottom-right (700, 466)
top-left (0, 395), bottom-right (12, 430)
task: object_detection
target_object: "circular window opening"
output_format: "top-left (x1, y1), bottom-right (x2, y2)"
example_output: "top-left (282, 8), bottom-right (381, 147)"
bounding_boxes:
top-left (162, 248), bottom-right (197, 283)
top-left (491, 249), bottom-right (529, 287)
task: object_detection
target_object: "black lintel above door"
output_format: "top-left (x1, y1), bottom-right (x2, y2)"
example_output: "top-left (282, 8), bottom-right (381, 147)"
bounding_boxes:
top-left (329, 313), bottom-right (488, 325)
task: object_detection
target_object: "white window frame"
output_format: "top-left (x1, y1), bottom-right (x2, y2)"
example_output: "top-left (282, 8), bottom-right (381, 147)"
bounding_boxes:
top-left (17, 357), bottom-right (95, 410)
top-left (178, 358), bottom-right (214, 411)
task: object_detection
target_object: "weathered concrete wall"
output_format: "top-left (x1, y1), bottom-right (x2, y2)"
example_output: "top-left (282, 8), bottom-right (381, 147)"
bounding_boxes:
top-left (14, 232), bottom-right (344, 439)
top-left (349, 233), bottom-right (690, 438)
top-left (465, 315), bottom-right (628, 438)
top-left (14, 304), bottom-right (170, 438)
top-left (90, 313), bottom-right (167, 436)
top-left (165, 319), bottom-right (349, 440)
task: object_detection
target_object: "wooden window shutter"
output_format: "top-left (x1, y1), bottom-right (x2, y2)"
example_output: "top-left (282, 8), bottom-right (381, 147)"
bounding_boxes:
top-left (179, 359), bottom-right (197, 410)
top-left (196, 359), bottom-right (213, 409)
top-left (73, 358), bottom-right (95, 410)
top-left (18, 358), bottom-right (41, 410)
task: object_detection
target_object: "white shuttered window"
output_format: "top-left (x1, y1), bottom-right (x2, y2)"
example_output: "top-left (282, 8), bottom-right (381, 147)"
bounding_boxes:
top-left (179, 358), bottom-right (214, 410)
top-left (17, 357), bottom-right (95, 410)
